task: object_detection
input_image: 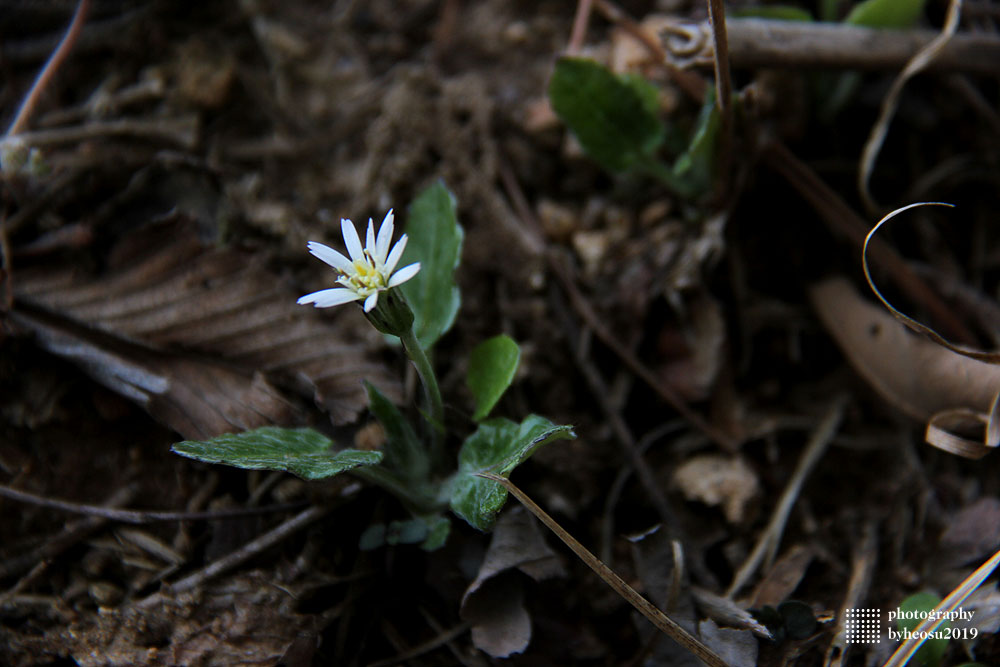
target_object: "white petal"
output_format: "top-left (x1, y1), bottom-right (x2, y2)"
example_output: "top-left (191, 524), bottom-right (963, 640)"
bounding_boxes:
top-left (341, 218), bottom-right (364, 262)
top-left (375, 209), bottom-right (394, 264)
top-left (387, 262), bottom-right (420, 287)
top-left (384, 234), bottom-right (408, 273)
top-left (363, 292), bottom-right (379, 312)
top-left (297, 288), bottom-right (362, 308)
top-left (365, 218), bottom-right (376, 255)
top-left (307, 241), bottom-right (353, 273)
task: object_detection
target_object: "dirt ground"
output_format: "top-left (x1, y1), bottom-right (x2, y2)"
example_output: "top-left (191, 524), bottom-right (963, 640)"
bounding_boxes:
top-left (2, 1), bottom-right (1000, 665)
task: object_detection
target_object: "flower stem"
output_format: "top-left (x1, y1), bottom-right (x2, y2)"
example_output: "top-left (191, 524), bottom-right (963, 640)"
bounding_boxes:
top-left (351, 466), bottom-right (439, 515)
top-left (399, 328), bottom-right (445, 464)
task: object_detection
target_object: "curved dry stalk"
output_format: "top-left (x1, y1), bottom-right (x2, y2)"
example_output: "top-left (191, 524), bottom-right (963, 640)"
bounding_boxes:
top-left (858, 0), bottom-right (964, 213)
top-left (862, 202), bottom-right (999, 364)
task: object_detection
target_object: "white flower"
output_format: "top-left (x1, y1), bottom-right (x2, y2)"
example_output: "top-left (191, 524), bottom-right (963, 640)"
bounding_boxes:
top-left (297, 209), bottom-right (420, 312)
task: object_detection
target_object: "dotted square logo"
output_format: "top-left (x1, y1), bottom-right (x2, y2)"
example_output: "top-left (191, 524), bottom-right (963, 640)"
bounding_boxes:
top-left (845, 608), bottom-right (881, 643)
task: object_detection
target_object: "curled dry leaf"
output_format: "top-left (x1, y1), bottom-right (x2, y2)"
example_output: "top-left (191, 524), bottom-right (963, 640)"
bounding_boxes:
top-left (810, 277), bottom-right (1000, 458)
top-left (461, 507), bottom-right (564, 658)
top-left (12, 218), bottom-right (400, 438)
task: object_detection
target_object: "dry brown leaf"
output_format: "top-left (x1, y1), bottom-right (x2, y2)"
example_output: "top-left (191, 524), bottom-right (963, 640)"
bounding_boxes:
top-left (749, 543), bottom-right (815, 608)
top-left (811, 278), bottom-right (1000, 446)
top-left (461, 507), bottom-right (563, 657)
top-left (12, 218), bottom-right (400, 437)
top-left (672, 454), bottom-right (759, 524)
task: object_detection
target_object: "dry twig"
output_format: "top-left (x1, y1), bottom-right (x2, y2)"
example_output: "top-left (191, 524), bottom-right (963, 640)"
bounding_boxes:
top-left (0, 482), bottom-right (306, 524)
top-left (727, 397), bottom-right (847, 597)
top-left (0, 485), bottom-right (136, 579)
top-left (136, 503), bottom-right (332, 608)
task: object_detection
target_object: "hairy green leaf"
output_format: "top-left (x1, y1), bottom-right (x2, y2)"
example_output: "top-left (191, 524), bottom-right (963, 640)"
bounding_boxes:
top-left (449, 415), bottom-right (575, 531)
top-left (548, 57), bottom-right (665, 173)
top-left (172, 426), bottom-right (382, 481)
top-left (467, 334), bottom-right (521, 421)
top-left (400, 181), bottom-right (463, 349)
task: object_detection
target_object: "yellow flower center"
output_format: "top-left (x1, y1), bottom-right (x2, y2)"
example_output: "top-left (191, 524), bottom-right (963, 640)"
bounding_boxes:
top-left (345, 254), bottom-right (386, 294)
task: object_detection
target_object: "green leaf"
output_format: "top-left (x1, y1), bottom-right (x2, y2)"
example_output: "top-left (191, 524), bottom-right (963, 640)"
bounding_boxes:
top-left (419, 515), bottom-right (451, 551)
top-left (359, 515), bottom-right (451, 551)
top-left (399, 181), bottom-right (463, 349)
top-left (365, 382), bottom-right (428, 481)
top-left (671, 89), bottom-right (721, 196)
top-left (172, 426), bottom-right (382, 481)
top-left (467, 334), bottom-right (521, 421)
top-left (548, 57), bottom-right (666, 173)
top-left (449, 415), bottom-right (575, 531)
top-left (898, 592), bottom-right (949, 667)
top-left (845, 0), bottom-right (925, 28)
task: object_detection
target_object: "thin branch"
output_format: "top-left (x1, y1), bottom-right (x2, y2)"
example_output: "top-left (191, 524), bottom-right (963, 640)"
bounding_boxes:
top-left (0, 482), bottom-right (305, 524)
top-left (366, 620), bottom-right (473, 667)
top-left (660, 17), bottom-right (1000, 73)
top-left (14, 115), bottom-right (201, 151)
top-left (0, 485), bottom-right (136, 579)
top-left (761, 140), bottom-right (977, 346)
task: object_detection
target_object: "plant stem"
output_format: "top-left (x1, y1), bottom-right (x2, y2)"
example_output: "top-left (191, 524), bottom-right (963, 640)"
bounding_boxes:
top-left (399, 327), bottom-right (445, 464)
top-left (637, 156), bottom-right (697, 200)
top-left (351, 466), bottom-right (439, 515)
